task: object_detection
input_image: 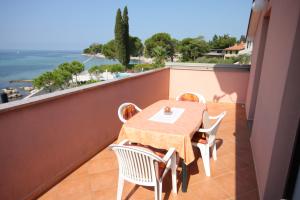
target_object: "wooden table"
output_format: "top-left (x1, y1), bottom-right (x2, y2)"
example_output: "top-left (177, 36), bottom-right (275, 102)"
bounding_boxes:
top-left (118, 99), bottom-right (206, 192)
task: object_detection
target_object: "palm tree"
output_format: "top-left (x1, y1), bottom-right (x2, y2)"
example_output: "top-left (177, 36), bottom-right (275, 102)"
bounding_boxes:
top-left (153, 46), bottom-right (167, 66)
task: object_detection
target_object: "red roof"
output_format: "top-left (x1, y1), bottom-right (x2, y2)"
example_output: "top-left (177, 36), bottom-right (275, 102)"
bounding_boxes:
top-left (225, 42), bottom-right (245, 51)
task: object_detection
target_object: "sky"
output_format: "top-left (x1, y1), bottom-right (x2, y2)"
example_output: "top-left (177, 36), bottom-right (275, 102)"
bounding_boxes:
top-left (0, 0), bottom-right (252, 51)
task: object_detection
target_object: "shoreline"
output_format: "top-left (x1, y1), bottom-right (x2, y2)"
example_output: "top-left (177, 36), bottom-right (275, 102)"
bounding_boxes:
top-left (9, 80), bottom-right (32, 83)
top-left (82, 53), bottom-right (106, 58)
top-left (81, 53), bottom-right (153, 63)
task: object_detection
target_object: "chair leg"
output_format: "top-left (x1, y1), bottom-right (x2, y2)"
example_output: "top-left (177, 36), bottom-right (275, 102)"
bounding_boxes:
top-left (199, 144), bottom-right (211, 176)
top-left (154, 181), bottom-right (160, 200)
top-left (212, 142), bottom-right (217, 161)
top-left (159, 181), bottom-right (162, 200)
top-left (117, 176), bottom-right (124, 200)
top-left (171, 154), bottom-right (177, 194)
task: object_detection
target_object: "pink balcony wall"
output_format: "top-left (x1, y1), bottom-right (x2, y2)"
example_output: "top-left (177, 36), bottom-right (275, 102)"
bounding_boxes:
top-left (246, 0), bottom-right (300, 199)
top-left (0, 69), bottom-right (170, 200)
top-left (0, 65), bottom-right (250, 200)
top-left (169, 67), bottom-right (249, 103)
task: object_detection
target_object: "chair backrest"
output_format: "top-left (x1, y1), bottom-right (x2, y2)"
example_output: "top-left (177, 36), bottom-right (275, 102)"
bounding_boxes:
top-left (207, 111), bottom-right (226, 145)
top-left (118, 102), bottom-right (142, 123)
top-left (110, 144), bottom-right (165, 186)
top-left (202, 111), bottom-right (211, 129)
top-left (176, 92), bottom-right (206, 104)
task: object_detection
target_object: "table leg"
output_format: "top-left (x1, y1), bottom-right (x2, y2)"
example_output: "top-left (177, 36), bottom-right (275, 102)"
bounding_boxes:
top-left (181, 162), bottom-right (187, 192)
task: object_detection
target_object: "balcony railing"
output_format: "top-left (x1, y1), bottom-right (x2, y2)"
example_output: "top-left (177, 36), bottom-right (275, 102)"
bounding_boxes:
top-left (0, 64), bottom-right (251, 200)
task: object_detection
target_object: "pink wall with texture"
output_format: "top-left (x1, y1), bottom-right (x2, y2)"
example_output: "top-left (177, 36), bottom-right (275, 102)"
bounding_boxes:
top-left (245, 11), bottom-right (269, 120)
top-left (249, 0), bottom-right (300, 199)
top-left (0, 69), bottom-right (170, 200)
top-left (169, 68), bottom-right (249, 104)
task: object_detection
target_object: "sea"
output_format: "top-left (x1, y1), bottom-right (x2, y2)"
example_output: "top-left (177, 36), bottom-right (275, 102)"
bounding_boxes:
top-left (0, 49), bottom-right (121, 97)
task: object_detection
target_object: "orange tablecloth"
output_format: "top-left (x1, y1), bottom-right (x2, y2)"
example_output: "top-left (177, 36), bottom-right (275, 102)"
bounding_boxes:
top-left (117, 100), bottom-right (206, 164)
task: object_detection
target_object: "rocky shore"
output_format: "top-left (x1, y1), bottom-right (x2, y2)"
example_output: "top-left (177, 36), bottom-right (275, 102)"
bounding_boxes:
top-left (2, 86), bottom-right (34, 100)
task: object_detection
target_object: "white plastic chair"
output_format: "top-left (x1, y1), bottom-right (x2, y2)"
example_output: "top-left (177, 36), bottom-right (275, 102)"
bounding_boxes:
top-left (118, 102), bottom-right (142, 123)
top-left (110, 140), bottom-right (177, 200)
top-left (176, 92), bottom-right (206, 104)
top-left (192, 111), bottom-right (226, 176)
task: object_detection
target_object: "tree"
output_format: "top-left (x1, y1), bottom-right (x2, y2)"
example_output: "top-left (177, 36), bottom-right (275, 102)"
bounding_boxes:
top-left (53, 63), bottom-right (72, 89)
top-left (178, 38), bottom-right (210, 61)
top-left (70, 61), bottom-right (84, 83)
top-left (91, 43), bottom-right (103, 53)
top-left (172, 38), bottom-right (180, 53)
top-left (236, 54), bottom-right (250, 64)
top-left (123, 6), bottom-right (130, 66)
top-left (57, 62), bottom-right (71, 72)
top-left (195, 35), bottom-right (205, 41)
top-left (144, 33), bottom-right (175, 61)
top-left (71, 61), bottom-right (84, 74)
top-left (129, 36), bottom-right (144, 57)
top-left (114, 9), bottom-right (127, 67)
top-left (83, 48), bottom-right (91, 54)
top-left (239, 35), bottom-right (246, 43)
top-left (209, 34), bottom-right (237, 49)
top-left (56, 61), bottom-right (84, 84)
top-left (102, 36), bottom-right (143, 59)
top-left (33, 61), bottom-right (85, 92)
top-left (33, 72), bottom-right (55, 92)
top-left (102, 40), bottom-right (117, 59)
top-left (83, 43), bottom-right (103, 54)
top-left (152, 46), bottom-right (167, 66)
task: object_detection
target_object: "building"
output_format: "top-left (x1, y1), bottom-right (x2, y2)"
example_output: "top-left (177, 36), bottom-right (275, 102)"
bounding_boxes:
top-left (246, 0), bottom-right (300, 199)
top-left (224, 42), bottom-right (246, 58)
top-left (245, 38), bottom-right (254, 53)
top-left (203, 49), bottom-right (225, 58)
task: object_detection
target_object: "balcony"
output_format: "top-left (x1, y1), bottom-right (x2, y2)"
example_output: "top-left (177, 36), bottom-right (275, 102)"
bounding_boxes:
top-left (0, 64), bottom-right (258, 200)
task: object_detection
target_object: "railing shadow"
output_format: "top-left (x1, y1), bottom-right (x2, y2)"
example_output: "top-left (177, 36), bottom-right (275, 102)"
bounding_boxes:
top-left (124, 185), bottom-right (140, 200)
top-left (213, 66), bottom-right (259, 199)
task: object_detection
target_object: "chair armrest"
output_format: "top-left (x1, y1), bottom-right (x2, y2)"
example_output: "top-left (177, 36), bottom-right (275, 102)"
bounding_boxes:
top-left (209, 111), bottom-right (226, 119)
top-left (198, 127), bottom-right (213, 133)
top-left (162, 147), bottom-right (176, 162)
top-left (119, 139), bottom-right (130, 145)
top-left (199, 112), bottom-right (226, 134)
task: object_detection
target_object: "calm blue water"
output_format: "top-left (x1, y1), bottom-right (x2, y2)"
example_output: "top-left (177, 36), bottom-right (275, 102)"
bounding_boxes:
top-left (0, 50), bottom-right (119, 90)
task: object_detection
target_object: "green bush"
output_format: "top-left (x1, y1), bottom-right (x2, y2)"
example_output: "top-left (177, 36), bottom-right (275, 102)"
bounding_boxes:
top-left (89, 64), bottom-right (125, 76)
top-left (101, 64), bottom-right (125, 72)
top-left (126, 64), bottom-right (135, 70)
top-left (133, 63), bottom-right (162, 72)
top-left (88, 65), bottom-right (104, 74)
top-left (235, 54), bottom-right (251, 64)
top-left (84, 79), bottom-right (99, 84)
top-left (196, 56), bottom-right (236, 64)
top-left (195, 55), bottom-right (250, 64)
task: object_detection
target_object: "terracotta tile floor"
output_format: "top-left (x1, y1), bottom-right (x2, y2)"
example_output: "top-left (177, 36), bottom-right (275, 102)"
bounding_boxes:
top-left (39, 103), bottom-right (259, 200)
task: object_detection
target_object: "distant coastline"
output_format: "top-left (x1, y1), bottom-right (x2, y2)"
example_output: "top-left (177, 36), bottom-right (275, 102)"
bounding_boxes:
top-left (82, 53), bottom-right (105, 58)
top-left (0, 50), bottom-right (121, 100)
top-left (82, 53), bottom-right (152, 63)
